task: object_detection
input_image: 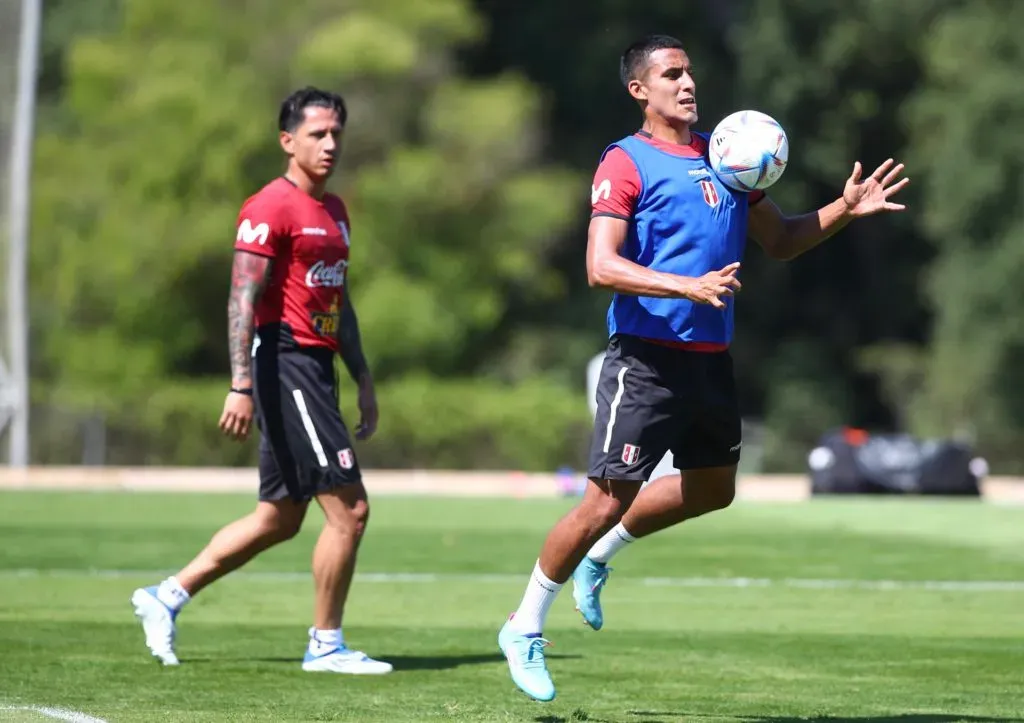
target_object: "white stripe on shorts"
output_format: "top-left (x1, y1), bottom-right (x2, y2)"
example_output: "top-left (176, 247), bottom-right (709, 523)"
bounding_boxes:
top-left (602, 366), bottom-right (630, 453)
top-left (292, 389), bottom-right (329, 468)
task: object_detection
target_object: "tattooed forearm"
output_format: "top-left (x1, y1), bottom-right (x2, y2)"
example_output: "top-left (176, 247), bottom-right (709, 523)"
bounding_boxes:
top-left (227, 251), bottom-right (273, 389)
top-left (338, 295), bottom-right (370, 384)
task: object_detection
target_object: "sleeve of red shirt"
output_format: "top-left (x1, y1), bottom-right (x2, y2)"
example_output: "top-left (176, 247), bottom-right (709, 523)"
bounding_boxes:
top-left (590, 147), bottom-right (641, 219)
top-left (326, 194), bottom-right (352, 246)
top-left (590, 146), bottom-right (766, 216)
top-left (233, 193), bottom-right (288, 258)
top-left (326, 194), bottom-right (352, 287)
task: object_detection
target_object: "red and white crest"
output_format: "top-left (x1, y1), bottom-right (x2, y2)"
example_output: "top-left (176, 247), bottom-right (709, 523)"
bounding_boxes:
top-left (699, 179), bottom-right (720, 208)
top-left (622, 444), bottom-right (640, 466)
top-left (337, 448), bottom-right (355, 470)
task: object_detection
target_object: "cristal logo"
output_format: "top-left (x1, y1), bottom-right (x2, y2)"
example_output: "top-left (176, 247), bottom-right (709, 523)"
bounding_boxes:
top-left (305, 259), bottom-right (347, 288)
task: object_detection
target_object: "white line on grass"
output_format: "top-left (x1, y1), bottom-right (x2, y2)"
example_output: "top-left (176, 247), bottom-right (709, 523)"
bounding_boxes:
top-left (3, 568), bottom-right (1023, 591)
top-left (0, 705), bottom-right (108, 722)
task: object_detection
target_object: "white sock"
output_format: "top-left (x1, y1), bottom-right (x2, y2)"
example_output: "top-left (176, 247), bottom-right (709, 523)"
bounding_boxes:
top-left (587, 522), bottom-right (636, 564)
top-left (510, 561), bottom-right (563, 635)
top-left (155, 576), bottom-right (191, 612)
top-left (308, 627), bottom-right (344, 655)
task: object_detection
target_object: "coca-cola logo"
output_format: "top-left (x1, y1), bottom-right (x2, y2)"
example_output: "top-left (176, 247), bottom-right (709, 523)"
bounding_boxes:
top-left (305, 259), bottom-right (347, 288)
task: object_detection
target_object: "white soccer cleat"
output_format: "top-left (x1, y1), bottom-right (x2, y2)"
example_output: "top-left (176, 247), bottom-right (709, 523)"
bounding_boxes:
top-left (131, 586), bottom-right (180, 666)
top-left (302, 646), bottom-right (393, 675)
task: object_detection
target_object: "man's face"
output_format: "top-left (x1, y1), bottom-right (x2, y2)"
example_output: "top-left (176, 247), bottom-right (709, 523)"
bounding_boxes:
top-left (281, 106), bottom-right (343, 179)
top-left (629, 48), bottom-right (698, 126)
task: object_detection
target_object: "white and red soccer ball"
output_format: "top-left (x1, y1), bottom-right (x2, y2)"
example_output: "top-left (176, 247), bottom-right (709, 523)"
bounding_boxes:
top-left (708, 110), bottom-right (789, 193)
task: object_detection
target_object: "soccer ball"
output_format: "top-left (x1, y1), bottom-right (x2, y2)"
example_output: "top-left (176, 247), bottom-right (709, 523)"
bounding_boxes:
top-left (708, 110), bottom-right (789, 192)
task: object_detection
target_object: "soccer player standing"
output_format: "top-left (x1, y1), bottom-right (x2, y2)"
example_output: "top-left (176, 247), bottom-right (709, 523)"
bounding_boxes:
top-left (131, 87), bottom-right (392, 674)
top-left (498, 35), bottom-right (909, 701)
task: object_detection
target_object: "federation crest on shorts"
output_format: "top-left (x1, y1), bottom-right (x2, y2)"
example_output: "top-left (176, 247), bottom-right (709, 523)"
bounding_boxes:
top-left (622, 444), bottom-right (640, 466)
top-left (337, 448), bottom-right (355, 470)
top-left (699, 179), bottom-right (720, 208)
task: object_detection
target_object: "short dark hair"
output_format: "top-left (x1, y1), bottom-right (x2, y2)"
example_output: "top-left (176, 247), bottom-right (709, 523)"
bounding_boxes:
top-left (619, 35), bottom-right (686, 87)
top-left (278, 86), bottom-right (347, 132)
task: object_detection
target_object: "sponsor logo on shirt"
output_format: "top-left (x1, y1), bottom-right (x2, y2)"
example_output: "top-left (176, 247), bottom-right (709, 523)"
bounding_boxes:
top-left (305, 259), bottom-right (347, 288)
top-left (591, 179), bottom-right (612, 205)
top-left (310, 296), bottom-right (341, 337)
top-left (237, 219), bottom-right (269, 245)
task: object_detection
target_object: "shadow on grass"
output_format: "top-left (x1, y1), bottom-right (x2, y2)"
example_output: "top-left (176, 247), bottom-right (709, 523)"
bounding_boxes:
top-left (534, 714), bottom-right (1024, 723)
top-left (186, 651), bottom-right (581, 671)
top-left (623, 714), bottom-right (1024, 723)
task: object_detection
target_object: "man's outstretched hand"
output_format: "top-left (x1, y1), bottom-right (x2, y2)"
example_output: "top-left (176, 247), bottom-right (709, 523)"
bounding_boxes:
top-left (843, 158), bottom-right (910, 218)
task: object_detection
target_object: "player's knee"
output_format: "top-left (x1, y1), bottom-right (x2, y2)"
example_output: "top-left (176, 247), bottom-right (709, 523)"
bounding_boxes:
top-left (707, 479), bottom-right (736, 511)
top-left (588, 493), bottom-right (629, 529)
top-left (714, 484), bottom-right (736, 511)
top-left (323, 497), bottom-right (369, 540)
top-left (255, 502), bottom-right (305, 543)
top-left (349, 499), bottom-right (370, 539)
top-left (265, 515), bottom-right (303, 543)
top-left (687, 466), bottom-right (737, 513)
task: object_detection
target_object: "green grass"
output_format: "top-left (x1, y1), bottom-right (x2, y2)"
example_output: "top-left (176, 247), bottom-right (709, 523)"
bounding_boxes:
top-left (0, 491), bottom-right (1022, 722)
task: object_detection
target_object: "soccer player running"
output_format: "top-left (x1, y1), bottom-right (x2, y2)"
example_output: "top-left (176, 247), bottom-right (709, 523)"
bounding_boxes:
top-left (498, 35), bottom-right (908, 702)
top-left (131, 87), bottom-right (392, 675)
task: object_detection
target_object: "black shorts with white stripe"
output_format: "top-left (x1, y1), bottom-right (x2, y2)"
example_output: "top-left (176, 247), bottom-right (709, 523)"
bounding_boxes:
top-left (253, 345), bottom-right (361, 502)
top-left (586, 334), bottom-right (742, 482)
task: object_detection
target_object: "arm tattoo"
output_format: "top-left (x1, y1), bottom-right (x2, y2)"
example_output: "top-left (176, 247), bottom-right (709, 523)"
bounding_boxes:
top-left (338, 294), bottom-right (370, 383)
top-left (227, 251), bottom-right (273, 388)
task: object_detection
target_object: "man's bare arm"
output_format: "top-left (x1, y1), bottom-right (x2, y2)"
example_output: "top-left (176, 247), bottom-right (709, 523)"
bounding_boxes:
top-left (587, 217), bottom-right (691, 297)
top-left (748, 158), bottom-right (909, 260)
top-left (337, 294), bottom-right (370, 384)
top-left (747, 196), bottom-right (853, 261)
top-left (227, 250), bottom-right (273, 389)
top-left (337, 291), bottom-right (378, 440)
top-left (586, 216), bottom-right (741, 307)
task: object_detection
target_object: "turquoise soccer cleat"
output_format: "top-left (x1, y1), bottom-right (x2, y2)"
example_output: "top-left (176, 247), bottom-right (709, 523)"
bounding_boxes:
top-left (571, 557), bottom-right (611, 630)
top-left (498, 616), bottom-right (555, 702)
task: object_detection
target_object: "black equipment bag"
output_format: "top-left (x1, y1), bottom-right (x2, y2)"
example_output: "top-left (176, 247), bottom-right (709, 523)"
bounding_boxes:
top-left (808, 427), bottom-right (982, 497)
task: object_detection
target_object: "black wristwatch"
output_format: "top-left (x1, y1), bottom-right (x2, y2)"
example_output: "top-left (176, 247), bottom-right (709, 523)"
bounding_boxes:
top-left (231, 387), bottom-right (254, 396)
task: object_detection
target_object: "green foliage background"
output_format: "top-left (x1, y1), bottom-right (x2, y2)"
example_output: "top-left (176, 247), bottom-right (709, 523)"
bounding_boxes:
top-left (21, 0), bottom-right (1024, 472)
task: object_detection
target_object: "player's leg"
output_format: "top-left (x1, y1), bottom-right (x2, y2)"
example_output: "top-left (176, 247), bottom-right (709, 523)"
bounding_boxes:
top-left (301, 482), bottom-right (389, 674)
top-left (513, 477), bottom-right (640, 624)
top-left (174, 461), bottom-right (309, 597)
top-left (618, 349), bottom-right (741, 536)
top-left (172, 501), bottom-right (306, 594)
top-left (499, 335), bottom-right (671, 700)
top-left (570, 348), bottom-right (741, 631)
top-left (499, 478), bottom-right (638, 700)
top-left (569, 465), bottom-right (735, 639)
top-left (573, 467), bottom-right (678, 629)
top-left (311, 482), bottom-right (367, 632)
top-left (617, 463), bottom-right (736, 536)
top-left (131, 441), bottom-right (308, 666)
top-left (172, 343), bottom-right (312, 597)
top-left (585, 475), bottom-right (671, 560)
top-left (583, 449), bottom-right (677, 567)
top-left (567, 339), bottom-right (683, 632)
top-left (282, 353), bottom-right (391, 674)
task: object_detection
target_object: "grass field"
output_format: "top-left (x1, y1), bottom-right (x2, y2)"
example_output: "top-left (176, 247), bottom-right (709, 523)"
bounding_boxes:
top-left (0, 490), bottom-right (1022, 722)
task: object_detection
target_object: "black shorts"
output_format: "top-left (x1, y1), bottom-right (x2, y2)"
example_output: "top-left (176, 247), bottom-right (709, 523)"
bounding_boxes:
top-left (253, 345), bottom-right (361, 502)
top-left (587, 334), bottom-right (742, 481)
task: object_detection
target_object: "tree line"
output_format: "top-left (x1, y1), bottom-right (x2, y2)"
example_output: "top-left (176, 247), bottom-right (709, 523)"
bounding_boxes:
top-left (21, 0), bottom-right (1024, 473)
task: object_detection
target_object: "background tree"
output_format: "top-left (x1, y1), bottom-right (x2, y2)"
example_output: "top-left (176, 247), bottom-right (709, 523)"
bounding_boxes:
top-left (19, 0), bottom-right (1024, 472)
